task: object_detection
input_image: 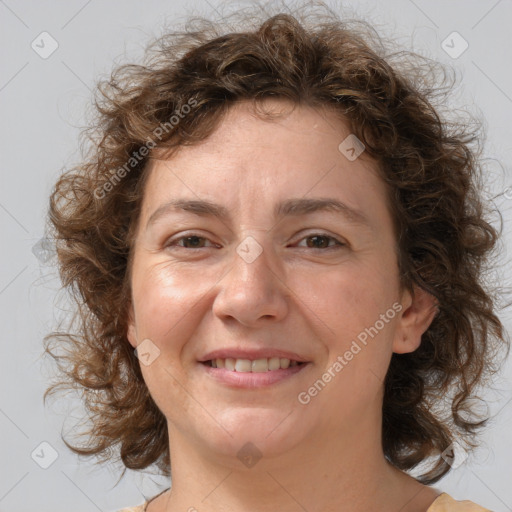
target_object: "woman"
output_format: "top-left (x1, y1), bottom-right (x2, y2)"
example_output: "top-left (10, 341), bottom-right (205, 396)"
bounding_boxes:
top-left (43, 2), bottom-right (509, 511)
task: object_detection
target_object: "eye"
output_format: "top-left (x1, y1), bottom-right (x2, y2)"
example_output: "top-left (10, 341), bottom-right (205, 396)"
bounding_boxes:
top-left (164, 232), bottom-right (345, 251)
top-left (165, 234), bottom-right (218, 249)
top-left (295, 233), bottom-right (346, 250)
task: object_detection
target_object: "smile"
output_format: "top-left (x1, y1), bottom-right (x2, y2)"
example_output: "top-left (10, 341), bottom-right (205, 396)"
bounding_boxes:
top-left (200, 358), bottom-right (311, 388)
top-left (204, 357), bottom-right (305, 372)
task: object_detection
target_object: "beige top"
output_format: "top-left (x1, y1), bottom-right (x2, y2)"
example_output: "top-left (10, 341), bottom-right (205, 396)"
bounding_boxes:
top-left (116, 492), bottom-right (492, 511)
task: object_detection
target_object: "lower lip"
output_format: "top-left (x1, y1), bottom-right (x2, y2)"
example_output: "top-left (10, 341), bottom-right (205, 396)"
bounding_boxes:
top-left (199, 362), bottom-right (310, 388)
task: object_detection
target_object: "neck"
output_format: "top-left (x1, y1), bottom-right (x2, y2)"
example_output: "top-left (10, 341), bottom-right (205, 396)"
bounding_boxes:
top-left (153, 412), bottom-right (438, 512)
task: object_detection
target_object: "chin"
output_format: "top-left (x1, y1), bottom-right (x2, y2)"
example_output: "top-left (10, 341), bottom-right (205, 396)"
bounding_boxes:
top-left (191, 409), bottom-right (310, 463)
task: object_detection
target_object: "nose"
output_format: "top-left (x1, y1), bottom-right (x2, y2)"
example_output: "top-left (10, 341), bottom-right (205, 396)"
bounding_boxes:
top-left (211, 237), bottom-right (289, 327)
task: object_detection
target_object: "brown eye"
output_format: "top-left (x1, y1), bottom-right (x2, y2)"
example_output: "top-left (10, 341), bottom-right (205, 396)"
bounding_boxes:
top-left (180, 236), bottom-right (207, 248)
top-left (166, 234), bottom-right (217, 249)
top-left (297, 234), bottom-right (345, 250)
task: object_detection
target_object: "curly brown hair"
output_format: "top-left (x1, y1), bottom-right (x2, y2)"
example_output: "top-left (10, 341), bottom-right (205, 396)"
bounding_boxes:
top-left (43, 0), bottom-right (510, 485)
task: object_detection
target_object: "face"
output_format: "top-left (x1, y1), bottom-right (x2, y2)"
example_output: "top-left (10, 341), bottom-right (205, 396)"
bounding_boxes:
top-left (127, 99), bottom-right (436, 465)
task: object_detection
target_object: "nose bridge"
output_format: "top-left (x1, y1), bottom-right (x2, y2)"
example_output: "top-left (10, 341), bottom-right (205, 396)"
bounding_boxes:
top-left (230, 231), bottom-right (278, 295)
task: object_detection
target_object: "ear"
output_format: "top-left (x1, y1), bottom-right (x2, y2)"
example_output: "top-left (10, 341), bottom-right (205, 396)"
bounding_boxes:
top-left (126, 303), bottom-right (138, 349)
top-left (393, 285), bottom-right (439, 354)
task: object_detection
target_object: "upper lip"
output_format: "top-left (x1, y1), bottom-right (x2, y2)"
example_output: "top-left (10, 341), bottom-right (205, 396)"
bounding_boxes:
top-left (198, 348), bottom-right (310, 363)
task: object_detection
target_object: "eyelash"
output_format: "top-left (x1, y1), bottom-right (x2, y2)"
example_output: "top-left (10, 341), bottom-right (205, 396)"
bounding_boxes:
top-left (165, 232), bottom-right (346, 251)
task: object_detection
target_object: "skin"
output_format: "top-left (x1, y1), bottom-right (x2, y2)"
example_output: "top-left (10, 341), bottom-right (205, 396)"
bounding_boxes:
top-left (127, 99), bottom-right (440, 512)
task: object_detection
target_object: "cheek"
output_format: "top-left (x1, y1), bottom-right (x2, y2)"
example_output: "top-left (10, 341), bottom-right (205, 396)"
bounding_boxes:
top-left (298, 260), bottom-right (399, 377)
top-left (130, 264), bottom-right (208, 415)
top-left (296, 259), bottom-right (398, 333)
top-left (131, 262), bottom-right (208, 349)
top-left (306, 269), bottom-right (398, 414)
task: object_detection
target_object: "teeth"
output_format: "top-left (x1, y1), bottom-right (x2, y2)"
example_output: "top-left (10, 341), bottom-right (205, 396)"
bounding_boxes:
top-left (268, 357), bottom-right (281, 370)
top-left (235, 359), bottom-right (252, 372)
top-left (209, 357), bottom-right (302, 372)
top-left (251, 358), bottom-right (268, 372)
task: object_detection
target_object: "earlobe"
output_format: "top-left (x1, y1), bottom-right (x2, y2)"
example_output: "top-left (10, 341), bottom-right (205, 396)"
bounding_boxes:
top-left (393, 285), bottom-right (439, 354)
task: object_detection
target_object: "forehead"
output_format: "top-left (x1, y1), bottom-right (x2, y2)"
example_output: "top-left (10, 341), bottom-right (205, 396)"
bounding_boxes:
top-left (152, 99), bottom-right (365, 169)
top-left (138, 99), bottom-right (392, 230)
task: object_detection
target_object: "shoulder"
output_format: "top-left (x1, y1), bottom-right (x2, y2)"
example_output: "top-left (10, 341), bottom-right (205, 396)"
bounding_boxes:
top-left (116, 505), bottom-right (146, 512)
top-left (116, 488), bottom-right (168, 511)
top-left (115, 492), bottom-right (491, 512)
top-left (428, 493), bottom-right (492, 511)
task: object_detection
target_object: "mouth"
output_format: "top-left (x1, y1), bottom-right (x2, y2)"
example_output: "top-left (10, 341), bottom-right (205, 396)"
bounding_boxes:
top-left (201, 357), bottom-right (307, 372)
top-left (199, 357), bottom-right (311, 388)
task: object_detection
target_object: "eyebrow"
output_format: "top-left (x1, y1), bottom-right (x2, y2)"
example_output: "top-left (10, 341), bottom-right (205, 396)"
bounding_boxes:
top-left (145, 197), bottom-right (372, 230)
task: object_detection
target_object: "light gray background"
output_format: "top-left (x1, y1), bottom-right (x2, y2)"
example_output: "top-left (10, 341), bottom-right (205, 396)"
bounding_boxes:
top-left (1, 1), bottom-right (511, 511)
